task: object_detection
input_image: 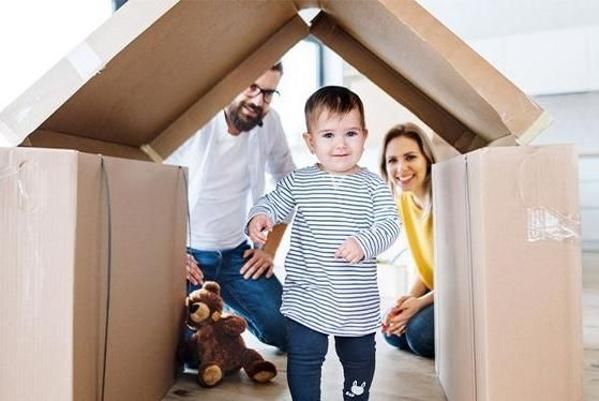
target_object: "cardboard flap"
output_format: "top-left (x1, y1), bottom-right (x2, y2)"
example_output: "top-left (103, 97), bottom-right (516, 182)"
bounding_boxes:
top-left (27, 130), bottom-right (149, 160)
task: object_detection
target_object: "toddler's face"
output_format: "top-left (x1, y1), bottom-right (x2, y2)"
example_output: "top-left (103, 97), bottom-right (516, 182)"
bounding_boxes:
top-left (303, 108), bottom-right (367, 175)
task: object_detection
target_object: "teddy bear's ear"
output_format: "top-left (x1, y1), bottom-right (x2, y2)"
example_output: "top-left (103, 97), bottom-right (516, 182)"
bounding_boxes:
top-left (187, 289), bottom-right (202, 301)
top-left (203, 281), bottom-right (221, 295)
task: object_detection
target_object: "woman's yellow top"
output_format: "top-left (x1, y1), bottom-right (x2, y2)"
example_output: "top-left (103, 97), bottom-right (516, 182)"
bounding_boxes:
top-left (398, 192), bottom-right (434, 290)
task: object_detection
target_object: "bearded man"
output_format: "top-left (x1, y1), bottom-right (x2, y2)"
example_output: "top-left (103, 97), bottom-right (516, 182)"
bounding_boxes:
top-left (166, 63), bottom-right (294, 357)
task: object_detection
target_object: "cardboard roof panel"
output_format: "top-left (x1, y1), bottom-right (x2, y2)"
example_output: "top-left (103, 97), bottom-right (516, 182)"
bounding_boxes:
top-left (310, 12), bottom-right (487, 152)
top-left (0, 0), bottom-right (180, 154)
top-left (149, 14), bottom-right (309, 158)
top-left (39, 0), bottom-right (302, 147)
top-left (0, 0), bottom-right (549, 159)
top-left (37, 0), bottom-right (303, 156)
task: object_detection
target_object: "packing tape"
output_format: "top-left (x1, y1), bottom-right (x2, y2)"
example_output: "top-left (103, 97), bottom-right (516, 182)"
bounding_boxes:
top-left (140, 144), bottom-right (164, 163)
top-left (488, 135), bottom-right (519, 147)
top-left (517, 147), bottom-right (580, 242)
top-left (0, 119), bottom-right (21, 147)
top-left (518, 111), bottom-right (552, 145)
top-left (66, 41), bottom-right (104, 80)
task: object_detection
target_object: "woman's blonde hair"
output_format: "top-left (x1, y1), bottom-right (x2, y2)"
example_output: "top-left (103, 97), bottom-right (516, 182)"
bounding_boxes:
top-left (379, 122), bottom-right (437, 198)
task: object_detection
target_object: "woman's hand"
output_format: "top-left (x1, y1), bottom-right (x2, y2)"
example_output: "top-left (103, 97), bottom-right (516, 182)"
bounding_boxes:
top-left (382, 295), bottom-right (423, 336)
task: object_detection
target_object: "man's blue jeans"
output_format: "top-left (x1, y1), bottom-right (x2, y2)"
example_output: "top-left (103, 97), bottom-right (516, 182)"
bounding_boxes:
top-left (384, 303), bottom-right (435, 358)
top-left (286, 318), bottom-right (376, 401)
top-left (187, 242), bottom-right (287, 351)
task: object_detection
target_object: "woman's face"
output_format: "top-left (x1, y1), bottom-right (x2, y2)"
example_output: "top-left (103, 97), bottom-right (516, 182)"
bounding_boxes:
top-left (385, 135), bottom-right (429, 197)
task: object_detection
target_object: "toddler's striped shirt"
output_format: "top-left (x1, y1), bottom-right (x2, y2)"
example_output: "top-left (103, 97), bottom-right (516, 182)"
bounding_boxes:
top-left (248, 165), bottom-right (401, 336)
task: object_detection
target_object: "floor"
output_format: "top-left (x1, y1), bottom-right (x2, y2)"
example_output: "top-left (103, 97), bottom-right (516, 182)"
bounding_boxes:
top-left (163, 252), bottom-right (599, 401)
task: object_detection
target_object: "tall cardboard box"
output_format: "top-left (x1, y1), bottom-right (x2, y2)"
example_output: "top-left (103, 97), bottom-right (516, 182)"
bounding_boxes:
top-left (433, 145), bottom-right (583, 401)
top-left (0, 148), bottom-right (187, 401)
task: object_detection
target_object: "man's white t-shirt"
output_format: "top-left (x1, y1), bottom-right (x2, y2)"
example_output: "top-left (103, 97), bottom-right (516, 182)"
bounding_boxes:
top-left (165, 110), bottom-right (295, 250)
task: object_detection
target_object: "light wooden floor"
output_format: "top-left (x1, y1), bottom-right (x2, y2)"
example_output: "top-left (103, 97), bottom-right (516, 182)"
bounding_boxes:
top-left (163, 252), bottom-right (599, 401)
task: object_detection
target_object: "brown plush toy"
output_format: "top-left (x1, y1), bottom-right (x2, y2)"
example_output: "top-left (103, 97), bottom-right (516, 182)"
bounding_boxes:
top-left (184, 281), bottom-right (277, 387)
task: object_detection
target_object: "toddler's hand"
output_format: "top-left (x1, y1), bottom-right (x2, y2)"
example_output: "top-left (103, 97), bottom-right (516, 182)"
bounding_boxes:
top-left (247, 214), bottom-right (273, 246)
top-left (335, 237), bottom-right (364, 264)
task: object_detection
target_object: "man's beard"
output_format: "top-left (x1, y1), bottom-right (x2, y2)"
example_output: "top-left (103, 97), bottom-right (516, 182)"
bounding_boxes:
top-left (226, 101), bottom-right (265, 133)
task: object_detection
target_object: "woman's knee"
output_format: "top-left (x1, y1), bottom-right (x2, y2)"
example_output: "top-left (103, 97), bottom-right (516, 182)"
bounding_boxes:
top-left (383, 332), bottom-right (405, 349)
top-left (404, 330), bottom-right (435, 358)
top-left (404, 306), bottom-right (435, 358)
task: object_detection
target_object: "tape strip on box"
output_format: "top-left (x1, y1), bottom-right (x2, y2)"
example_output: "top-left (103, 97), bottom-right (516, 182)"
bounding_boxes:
top-left (0, 119), bottom-right (21, 147)
top-left (66, 41), bottom-right (104, 80)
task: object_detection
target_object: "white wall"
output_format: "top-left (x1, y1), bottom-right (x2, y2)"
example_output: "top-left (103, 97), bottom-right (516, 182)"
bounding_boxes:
top-left (418, 0), bottom-right (599, 95)
top-left (0, 1), bottom-right (112, 111)
top-left (417, 0), bottom-right (599, 40)
top-left (469, 26), bottom-right (599, 95)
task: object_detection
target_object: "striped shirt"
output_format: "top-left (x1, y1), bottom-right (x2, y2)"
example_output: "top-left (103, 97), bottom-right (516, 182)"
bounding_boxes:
top-left (248, 165), bottom-right (401, 336)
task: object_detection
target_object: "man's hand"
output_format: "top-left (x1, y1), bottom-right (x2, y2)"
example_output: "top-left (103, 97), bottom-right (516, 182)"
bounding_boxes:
top-left (335, 237), bottom-right (364, 264)
top-left (247, 214), bottom-right (273, 246)
top-left (186, 253), bottom-right (204, 286)
top-left (240, 249), bottom-right (274, 280)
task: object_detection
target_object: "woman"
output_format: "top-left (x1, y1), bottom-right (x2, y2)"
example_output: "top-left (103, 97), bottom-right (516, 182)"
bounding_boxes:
top-left (380, 122), bottom-right (437, 358)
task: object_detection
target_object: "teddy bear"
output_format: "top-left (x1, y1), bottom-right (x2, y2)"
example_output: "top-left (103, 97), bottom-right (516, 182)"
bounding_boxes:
top-left (183, 281), bottom-right (277, 387)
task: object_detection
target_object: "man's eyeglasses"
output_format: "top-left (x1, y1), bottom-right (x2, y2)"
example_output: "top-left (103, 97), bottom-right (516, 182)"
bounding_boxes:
top-left (244, 84), bottom-right (280, 104)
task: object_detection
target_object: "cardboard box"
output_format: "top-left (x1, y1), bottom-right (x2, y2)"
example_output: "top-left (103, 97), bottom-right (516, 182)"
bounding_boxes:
top-left (0, 148), bottom-right (187, 401)
top-left (0, 0), bottom-right (548, 157)
top-left (433, 145), bottom-right (583, 401)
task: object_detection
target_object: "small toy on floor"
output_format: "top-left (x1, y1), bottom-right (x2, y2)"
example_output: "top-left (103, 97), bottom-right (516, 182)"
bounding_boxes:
top-left (183, 281), bottom-right (277, 387)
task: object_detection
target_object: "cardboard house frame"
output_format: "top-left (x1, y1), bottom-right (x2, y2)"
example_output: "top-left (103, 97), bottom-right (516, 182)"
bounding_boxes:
top-left (1, 2), bottom-right (584, 401)
top-left (0, 0), bottom-right (549, 160)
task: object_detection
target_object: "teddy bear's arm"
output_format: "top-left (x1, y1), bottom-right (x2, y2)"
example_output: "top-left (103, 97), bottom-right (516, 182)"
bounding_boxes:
top-left (198, 325), bottom-right (214, 341)
top-left (221, 316), bottom-right (247, 337)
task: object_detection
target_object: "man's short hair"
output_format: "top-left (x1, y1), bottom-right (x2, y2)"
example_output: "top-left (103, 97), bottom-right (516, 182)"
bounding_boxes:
top-left (304, 86), bottom-right (365, 132)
